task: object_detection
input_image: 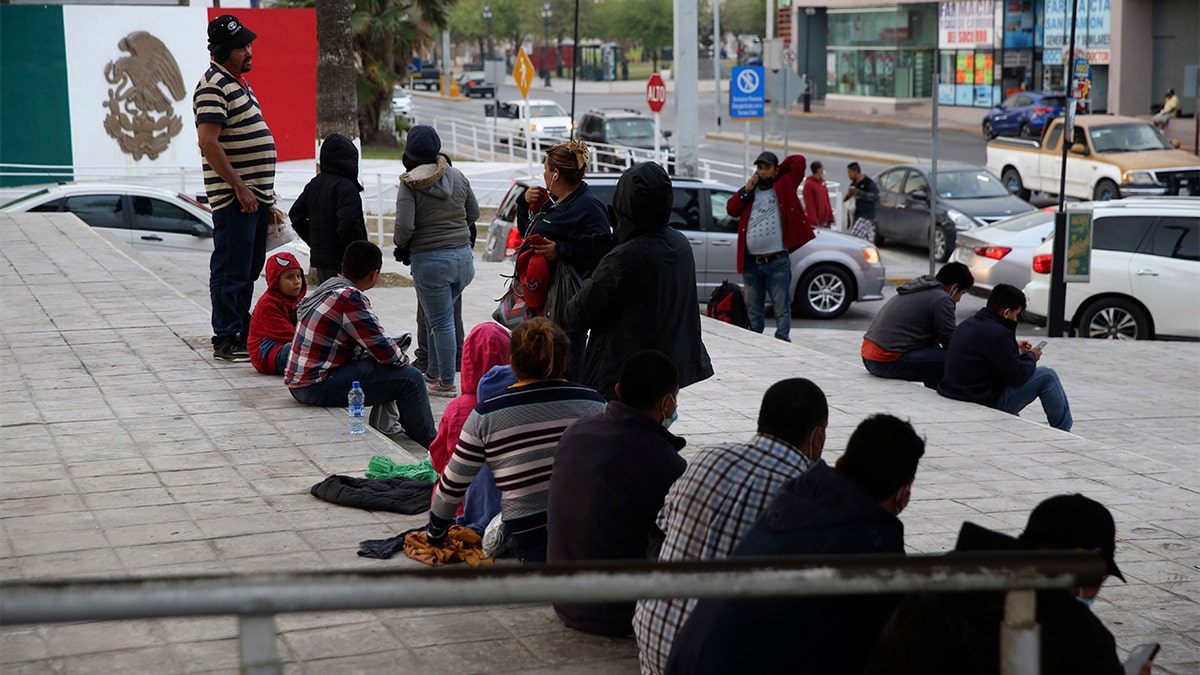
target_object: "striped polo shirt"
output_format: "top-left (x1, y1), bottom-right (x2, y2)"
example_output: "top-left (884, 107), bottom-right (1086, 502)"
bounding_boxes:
top-left (192, 62), bottom-right (276, 211)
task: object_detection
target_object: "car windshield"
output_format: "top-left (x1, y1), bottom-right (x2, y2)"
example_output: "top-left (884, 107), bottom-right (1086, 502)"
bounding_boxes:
top-left (1, 188), bottom-right (51, 209)
top-left (604, 118), bottom-right (656, 141)
top-left (1037, 96), bottom-right (1066, 107)
top-left (1089, 124), bottom-right (1173, 153)
top-left (392, 87), bottom-right (409, 99)
top-left (528, 104), bottom-right (567, 118)
top-left (936, 170), bottom-right (1011, 198)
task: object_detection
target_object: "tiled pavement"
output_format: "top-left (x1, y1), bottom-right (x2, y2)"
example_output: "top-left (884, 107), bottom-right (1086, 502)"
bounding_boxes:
top-left (1, 212), bottom-right (1197, 674)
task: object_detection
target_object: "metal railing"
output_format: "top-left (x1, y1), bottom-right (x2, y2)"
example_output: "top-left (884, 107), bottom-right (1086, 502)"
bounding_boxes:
top-left (0, 551), bottom-right (1104, 675)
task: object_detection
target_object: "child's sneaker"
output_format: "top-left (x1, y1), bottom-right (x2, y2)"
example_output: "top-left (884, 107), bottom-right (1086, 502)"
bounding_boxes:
top-left (428, 382), bottom-right (457, 398)
top-left (213, 342), bottom-right (250, 362)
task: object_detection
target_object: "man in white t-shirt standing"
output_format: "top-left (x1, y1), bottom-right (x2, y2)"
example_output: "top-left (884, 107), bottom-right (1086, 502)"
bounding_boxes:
top-left (725, 151), bottom-right (815, 342)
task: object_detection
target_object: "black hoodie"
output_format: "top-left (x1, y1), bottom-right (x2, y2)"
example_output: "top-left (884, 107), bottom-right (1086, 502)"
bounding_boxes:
top-left (561, 162), bottom-right (713, 400)
top-left (289, 133), bottom-right (368, 271)
top-left (666, 461), bottom-right (905, 675)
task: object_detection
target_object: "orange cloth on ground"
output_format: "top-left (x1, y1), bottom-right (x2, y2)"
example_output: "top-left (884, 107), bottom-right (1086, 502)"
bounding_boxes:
top-left (403, 525), bottom-right (494, 567)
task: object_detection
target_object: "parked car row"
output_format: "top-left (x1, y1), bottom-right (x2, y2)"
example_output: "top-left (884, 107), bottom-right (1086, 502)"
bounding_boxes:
top-left (486, 174), bottom-right (887, 320)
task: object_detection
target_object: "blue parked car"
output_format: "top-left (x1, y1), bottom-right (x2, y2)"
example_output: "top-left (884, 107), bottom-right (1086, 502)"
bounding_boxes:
top-left (982, 91), bottom-right (1067, 140)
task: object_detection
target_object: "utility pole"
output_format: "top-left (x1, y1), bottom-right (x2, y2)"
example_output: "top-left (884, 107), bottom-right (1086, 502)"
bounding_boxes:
top-left (1048, 0), bottom-right (1080, 337)
top-left (674, 0), bottom-right (699, 176)
top-left (713, 0), bottom-right (722, 130)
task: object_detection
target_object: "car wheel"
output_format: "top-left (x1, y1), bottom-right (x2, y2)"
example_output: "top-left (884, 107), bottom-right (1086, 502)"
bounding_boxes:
top-left (1002, 167), bottom-right (1032, 201)
top-left (982, 120), bottom-right (996, 140)
top-left (1019, 121), bottom-right (1033, 138)
top-left (932, 227), bottom-right (951, 263)
top-left (795, 264), bottom-right (854, 320)
top-left (1093, 179), bottom-right (1121, 201)
top-left (1078, 297), bottom-right (1151, 340)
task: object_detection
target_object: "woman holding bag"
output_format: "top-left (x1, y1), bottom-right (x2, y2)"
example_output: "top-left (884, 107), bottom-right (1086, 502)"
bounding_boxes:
top-left (515, 140), bottom-right (611, 379)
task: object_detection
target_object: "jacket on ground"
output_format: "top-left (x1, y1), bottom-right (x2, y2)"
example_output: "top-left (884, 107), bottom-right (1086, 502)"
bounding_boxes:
top-left (862, 274), bottom-right (957, 358)
top-left (547, 400), bottom-right (688, 636)
top-left (561, 162), bottom-right (713, 400)
top-left (289, 134), bottom-right (367, 271)
top-left (938, 307), bottom-right (1035, 406)
top-left (665, 461), bottom-right (905, 675)
top-left (726, 154), bottom-right (815, 274)
top-left (248, 251), bottom-right (306, 374)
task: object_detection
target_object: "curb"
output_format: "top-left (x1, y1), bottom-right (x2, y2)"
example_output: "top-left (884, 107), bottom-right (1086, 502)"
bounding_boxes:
top-left (704, 131), bottom-right (917, 166)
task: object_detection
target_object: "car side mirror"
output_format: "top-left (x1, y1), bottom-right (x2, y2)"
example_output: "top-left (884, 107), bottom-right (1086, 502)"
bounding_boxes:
top-left (1070, 142), bottom-right (1089, 155)
top-left (192, 223), bottom-right (214, 238)
top-left (663, 130), bottom-right (673, 138)
top-left (909, 190), bottom-right (929, 202)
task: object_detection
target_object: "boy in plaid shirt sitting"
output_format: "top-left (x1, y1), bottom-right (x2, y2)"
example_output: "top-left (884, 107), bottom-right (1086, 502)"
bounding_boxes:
top-left (284, 241), bottom-right (435, 447)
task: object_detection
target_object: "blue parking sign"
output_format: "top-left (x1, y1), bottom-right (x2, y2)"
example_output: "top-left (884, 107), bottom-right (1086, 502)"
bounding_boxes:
top-left (730, 66), bottom-right (765, 120)
top-left (408, 57), bottom-right (422, 74)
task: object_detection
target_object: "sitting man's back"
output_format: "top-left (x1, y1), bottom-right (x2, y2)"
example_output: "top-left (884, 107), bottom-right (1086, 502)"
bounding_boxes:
top-left (861, 262), bottom-right (973, 389)
top-left (938, 283), bottom-right (1071, 431)
top-left (665, 414), bottom-right (926, 675)
top-left (284, 240), bottom-right (435, 447)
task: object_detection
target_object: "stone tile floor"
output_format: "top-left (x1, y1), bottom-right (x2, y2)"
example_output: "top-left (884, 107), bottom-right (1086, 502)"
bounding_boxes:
top-left (1, 213), bottom-right (1197, 673)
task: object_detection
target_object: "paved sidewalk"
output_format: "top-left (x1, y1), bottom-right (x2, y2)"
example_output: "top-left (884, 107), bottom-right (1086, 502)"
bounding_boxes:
top-left (1, 213), bottom-right (1197, 674)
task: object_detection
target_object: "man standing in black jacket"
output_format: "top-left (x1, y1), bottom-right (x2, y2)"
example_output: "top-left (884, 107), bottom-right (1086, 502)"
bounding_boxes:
top-left (289, 133), bottom-right (367, 284)
top-left (562, 162), bottom-right (713, 400)
top-left (665, 414), bottom-right (926, 675)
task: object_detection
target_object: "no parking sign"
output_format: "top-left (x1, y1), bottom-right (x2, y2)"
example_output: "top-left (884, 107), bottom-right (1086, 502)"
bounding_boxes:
top-left (730, 66), bottom-right (765, 120)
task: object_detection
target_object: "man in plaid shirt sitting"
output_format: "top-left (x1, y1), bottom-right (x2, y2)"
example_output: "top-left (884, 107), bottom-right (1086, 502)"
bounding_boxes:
top-left (284, 241), bottom-right (436, 447)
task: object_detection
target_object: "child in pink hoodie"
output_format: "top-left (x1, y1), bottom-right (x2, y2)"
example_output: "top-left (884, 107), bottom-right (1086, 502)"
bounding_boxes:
top-left (429, 322), bottom-right (511, 472)
top-left (248, 252), bottom-right (307, 375)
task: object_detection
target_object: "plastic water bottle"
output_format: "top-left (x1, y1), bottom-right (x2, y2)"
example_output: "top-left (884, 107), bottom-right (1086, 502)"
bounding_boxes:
top-left (348, 381), bottom-right (366, 434)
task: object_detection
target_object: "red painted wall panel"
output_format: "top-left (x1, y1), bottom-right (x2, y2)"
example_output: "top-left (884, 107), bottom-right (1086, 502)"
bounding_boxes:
top-left (208, 8), bottom-right (316, 161)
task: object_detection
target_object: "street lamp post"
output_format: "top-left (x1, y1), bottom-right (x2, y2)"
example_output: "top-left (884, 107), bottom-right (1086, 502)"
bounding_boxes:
top-left (541, 2), bottom-right (552, 86)
top-left (483, 3), bottom-right (493, 62)
top-left (803, 7), bottom-right (815, 112)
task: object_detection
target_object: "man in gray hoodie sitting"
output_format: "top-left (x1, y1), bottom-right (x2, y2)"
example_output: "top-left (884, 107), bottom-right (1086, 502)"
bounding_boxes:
top-left (860, 262), bottom-right (974, 389)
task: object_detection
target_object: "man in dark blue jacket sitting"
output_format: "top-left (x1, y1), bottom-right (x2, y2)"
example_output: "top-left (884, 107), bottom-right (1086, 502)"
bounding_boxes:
top-left (664, 414), bottom-right (926, 675)
top-left (938, 283), bottom-right (1072, 431)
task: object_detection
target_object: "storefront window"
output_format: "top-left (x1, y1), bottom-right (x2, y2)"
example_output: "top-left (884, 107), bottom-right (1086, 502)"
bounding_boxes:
top-left (826, 4), bottom-right (937, 99)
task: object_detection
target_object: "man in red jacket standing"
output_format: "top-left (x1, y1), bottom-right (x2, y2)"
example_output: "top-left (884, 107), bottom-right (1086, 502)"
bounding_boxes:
top-left (726, 152), bottom-right (815, 342)
top-left (802, 161), bottom-right (835, 229)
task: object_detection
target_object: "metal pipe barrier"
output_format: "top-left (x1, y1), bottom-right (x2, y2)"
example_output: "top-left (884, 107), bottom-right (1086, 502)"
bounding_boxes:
top-left (2, 552), bottom-right (1103, 675)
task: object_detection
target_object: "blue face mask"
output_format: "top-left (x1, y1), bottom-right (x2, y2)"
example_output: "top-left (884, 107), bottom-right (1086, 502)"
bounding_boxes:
top-left (662, 408), bottom-right (678, 429)
top-left (1076, 593), bottom-right (1096, 608)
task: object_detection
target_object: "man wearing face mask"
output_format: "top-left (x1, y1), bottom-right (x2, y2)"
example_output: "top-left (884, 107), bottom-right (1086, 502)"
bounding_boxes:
top-left (666, 414), bottom-right (926, 675)
top-left (561, 162), bottom-right (712, 401)
top-left (547, 350), bottom-right (688, 636)
top-left (725, 151), bottom-right (815, 342)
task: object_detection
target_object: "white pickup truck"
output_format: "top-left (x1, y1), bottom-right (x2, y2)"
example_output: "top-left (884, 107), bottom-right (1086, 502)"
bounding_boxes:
top-left (985, 115), bottom-right (1200, 201)
top-left (483, 99), bottom-right (573, 147)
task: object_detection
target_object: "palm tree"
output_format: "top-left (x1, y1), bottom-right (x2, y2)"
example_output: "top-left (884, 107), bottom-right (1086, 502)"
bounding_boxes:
top-left (316, 0), bottom-right (358, 143)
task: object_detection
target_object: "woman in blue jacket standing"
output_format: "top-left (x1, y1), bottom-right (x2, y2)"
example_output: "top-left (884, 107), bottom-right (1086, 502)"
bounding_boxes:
top-left (516, 140), bottom-right (612, 380)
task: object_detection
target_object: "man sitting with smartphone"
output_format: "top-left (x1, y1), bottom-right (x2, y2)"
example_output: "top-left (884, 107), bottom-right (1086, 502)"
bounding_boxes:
top-left (938, 283), bottom-right (1072, 431)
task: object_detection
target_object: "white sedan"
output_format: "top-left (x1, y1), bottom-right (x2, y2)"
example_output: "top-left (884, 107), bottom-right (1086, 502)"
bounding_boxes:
top-left (1, 182), bottom-right (310, 267)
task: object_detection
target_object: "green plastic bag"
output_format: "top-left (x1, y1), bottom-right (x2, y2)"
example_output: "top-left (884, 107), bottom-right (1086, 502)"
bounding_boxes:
top-left (365, 455), bottom-right (440, 482)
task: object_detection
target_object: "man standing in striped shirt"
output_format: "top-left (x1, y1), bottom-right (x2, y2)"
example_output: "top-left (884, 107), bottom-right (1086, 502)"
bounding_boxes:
top-left (633, 378), bottom-right (829, 675)
top-left (194, 15), bottom-right (277, 362)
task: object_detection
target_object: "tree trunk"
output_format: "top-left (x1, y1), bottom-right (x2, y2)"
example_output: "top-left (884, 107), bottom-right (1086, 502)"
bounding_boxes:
top-left (316, 0), bottom-right (358, 146)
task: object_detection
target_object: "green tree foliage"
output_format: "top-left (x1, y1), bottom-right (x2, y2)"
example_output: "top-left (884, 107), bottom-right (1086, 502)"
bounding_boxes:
top-left (720, 0), bottom-right (766, 39)
top-left (609, 0), bottom-right (672, 70)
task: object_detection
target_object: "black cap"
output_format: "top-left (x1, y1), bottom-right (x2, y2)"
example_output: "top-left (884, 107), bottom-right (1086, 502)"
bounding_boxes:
top-left (1019, 494), bottom-right (1125, 582)
top-left (754, 151), bottom-right (779, 167)
top-left (208, 15), bottom-right (257, 49)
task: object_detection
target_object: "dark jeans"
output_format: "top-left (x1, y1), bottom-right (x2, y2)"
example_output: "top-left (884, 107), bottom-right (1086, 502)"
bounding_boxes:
top-left (210, 203), bottom-right (269, 347)
top-left (862, 347), bottom-right (948, 389)
top-left (288, 359), bottom-right (436, 447)
top-left (994, 366), bottom-right (1073, 431)
top-left (743, 254), bottom-right (792, 342)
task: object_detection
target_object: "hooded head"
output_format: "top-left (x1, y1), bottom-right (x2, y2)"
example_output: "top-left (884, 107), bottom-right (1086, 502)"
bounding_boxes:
top-left (610, 162), bottom-right (673, 243)
top-left (460, 322), bottom-right (511, 396)
top-left (265, 252), bottom-right (307, 302)
top-left (318, 133), bottom-right (363, 191)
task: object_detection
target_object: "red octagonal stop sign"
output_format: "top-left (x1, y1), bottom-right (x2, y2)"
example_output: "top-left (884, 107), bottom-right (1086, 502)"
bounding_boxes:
top-left (646, 73), bottom-right (667, 113)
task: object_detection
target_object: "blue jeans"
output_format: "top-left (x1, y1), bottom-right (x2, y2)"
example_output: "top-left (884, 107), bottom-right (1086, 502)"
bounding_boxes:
top-left (411, 247), bottom-right (475, 386)
top-left (994, 366), bottom-right (1073, 431)
top-left (288, 359), bottom-right (437, 447)
top-left (863, 347), bottom-right (947, 389)
top-left (210, 203), bottom-right (269, 346)
top-left (743, 255), bottom-right (792, 341)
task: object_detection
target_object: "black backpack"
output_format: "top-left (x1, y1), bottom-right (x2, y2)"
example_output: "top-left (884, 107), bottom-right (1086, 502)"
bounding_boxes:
top-left (707, 280), bottom-right (750, 329)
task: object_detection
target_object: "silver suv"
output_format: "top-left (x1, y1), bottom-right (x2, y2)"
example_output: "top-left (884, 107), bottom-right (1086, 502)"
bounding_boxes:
top-left (485, 175), bottom-right (886, 319)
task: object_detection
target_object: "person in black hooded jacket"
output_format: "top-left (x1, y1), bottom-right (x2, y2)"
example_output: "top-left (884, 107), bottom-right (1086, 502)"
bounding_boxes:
top-left (665, 414), bottom-right (926, 675)
top-left (289, 133), bottom-right (368, 284)
top-left (561, 161), bottom-right (713, 401)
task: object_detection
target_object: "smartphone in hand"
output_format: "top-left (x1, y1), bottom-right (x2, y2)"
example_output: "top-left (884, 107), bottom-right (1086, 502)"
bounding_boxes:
top-left (1124, 642), bottom-right (1159, 675)
top-left (1035, 340), bottom-right (1048, 350)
